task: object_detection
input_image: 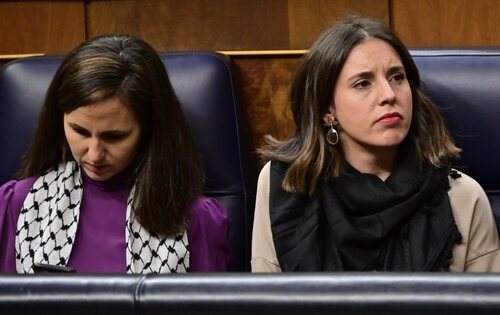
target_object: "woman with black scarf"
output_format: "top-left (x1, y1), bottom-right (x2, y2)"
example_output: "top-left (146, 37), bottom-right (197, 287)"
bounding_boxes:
top-left (251, 16), bottom-right (500, 272)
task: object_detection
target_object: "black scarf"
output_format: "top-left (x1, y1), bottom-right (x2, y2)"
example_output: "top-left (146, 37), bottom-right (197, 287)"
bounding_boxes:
top-left (269, 155), bottom-right (462, 271)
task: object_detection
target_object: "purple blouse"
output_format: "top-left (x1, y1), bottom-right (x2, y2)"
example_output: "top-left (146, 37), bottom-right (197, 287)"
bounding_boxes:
top-left (0, 169), bottom-right (232, 273)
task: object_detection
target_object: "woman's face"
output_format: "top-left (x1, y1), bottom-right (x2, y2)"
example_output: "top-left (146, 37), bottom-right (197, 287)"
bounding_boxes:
top-left (326, 38), bottom-right (412, 158)
top-left (63, 97), bottom-right (142, 181)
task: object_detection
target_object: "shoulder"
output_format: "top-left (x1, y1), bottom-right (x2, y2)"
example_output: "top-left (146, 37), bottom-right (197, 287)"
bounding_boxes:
top-left (447, 169), bottom-right (500, 271)
top-left (252, 162), bottom-right (281, 272)
top-left (447, 169), bottom-right (490, 224)
top-left (0, 177), bottom-right (38, 230)
top-left (256, 162), bottom-right (272, 207)
top-left (257, 160), bottom-right (287, 191)
top-left (186, 195), bottom-right (232, 271)
top-left (0, 177), bottom-right (37, 209)
top-left (447, 169), bottom-right (486, 200)
top-left (188, 195), bottom-right (230, 231)
top-left (447, 169), bottom-right (492, 223)
top-left (258, 162), bottom-right (272, 186)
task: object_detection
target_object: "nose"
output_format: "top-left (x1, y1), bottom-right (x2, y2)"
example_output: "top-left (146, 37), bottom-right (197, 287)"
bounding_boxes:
top-left (87, 138), bottom-right (105, 163)
top-left (378, 80), bottom-right (396, 105)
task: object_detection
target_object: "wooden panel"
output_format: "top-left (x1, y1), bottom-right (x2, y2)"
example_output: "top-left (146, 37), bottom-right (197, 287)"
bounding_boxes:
top-left (288, 0), bottom-right (389, 49)
top-left (87, 0), bottom-right (290, 51)
top-left (0, 1), bottom-right (86, 55)
top-left (391, 0), bottom-right (500, 47)
top-left (233, 56), bottom-right (299, 162)
top-left (88, 0), bottom-right (389, 51)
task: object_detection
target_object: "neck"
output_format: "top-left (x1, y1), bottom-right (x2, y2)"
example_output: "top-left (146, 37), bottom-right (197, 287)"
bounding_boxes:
top-left (342, 143), bottom-right (399, 181)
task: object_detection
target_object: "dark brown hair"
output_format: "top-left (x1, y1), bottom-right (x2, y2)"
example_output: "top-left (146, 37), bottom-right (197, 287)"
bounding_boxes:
top-left (19, 34), bottom-right (204, 235)
top-left (260, 16), bottom-right (460, 196)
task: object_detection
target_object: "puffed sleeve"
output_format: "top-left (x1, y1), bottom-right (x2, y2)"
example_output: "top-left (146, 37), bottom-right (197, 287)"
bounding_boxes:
top-left (448, 171), bottom-right (500, 272)
top-left (0, 178), bottom-right (35, 273)
top-left (187, 196), bottom-right (232, 271)
top-left (251, 162), bottom-right (282, 272)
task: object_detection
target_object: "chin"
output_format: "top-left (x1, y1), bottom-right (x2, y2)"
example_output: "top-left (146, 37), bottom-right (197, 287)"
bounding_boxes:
top-left (88, 174), bottom-right (111, 181)
top-left (375, 139), bottom-right (406, 148)
top-left (379, 133), bottom-right (408, 147)
top-left (83, 169), bottom-right (114, 182)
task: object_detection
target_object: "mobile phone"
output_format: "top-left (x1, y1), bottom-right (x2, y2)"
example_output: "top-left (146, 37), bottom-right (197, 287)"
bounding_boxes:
top-left (32, 263), bottom-right (76, 273)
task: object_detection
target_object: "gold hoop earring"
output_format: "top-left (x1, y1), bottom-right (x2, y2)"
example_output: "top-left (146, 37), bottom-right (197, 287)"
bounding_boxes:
top-left (324, 119), bottom-right (339, 145)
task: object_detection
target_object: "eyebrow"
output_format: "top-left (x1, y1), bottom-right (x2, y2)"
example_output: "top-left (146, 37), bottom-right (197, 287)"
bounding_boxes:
top-left (387, 65), bottom-right (406, 75)
top-left (346, 65), bottom-right (406, 82)
top-left (68, 122), bottom-right (132, 136)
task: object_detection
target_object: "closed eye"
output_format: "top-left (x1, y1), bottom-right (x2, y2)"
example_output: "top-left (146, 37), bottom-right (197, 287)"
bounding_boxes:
top-left (68, 123), bottom-right (130, 142)
top-left (69, 124), bottom-right (91, 137)
top-left (101, 132), bottom-right (129, 142)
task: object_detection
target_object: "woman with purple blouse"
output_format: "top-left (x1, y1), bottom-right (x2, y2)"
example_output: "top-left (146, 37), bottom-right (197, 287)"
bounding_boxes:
top-left (0, 35), bottom-right (231, 273)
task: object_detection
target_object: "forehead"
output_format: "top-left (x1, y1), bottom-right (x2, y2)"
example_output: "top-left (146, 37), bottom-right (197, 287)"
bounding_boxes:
top-left (342, 39), bottom-right (403, 72)
top-left (73, 98), bottom-right (130, 116)
top-left (65, 97), bottom-right (138, 127)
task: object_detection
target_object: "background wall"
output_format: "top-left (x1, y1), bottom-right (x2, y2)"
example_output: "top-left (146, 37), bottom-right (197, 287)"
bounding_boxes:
top-left (1, 0), bottom-right (499, 166)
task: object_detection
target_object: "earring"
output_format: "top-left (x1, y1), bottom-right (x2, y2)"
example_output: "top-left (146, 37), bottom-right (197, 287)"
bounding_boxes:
top-left (324, 118), bottom-right (339, 145)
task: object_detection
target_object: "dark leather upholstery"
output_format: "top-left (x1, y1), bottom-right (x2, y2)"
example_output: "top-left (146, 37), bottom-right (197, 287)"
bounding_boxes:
top-left (0, 52), bottom-right (256, 271)
top-left (411, 49), bottom-right (500, 227)
top-left (2, 273), bottom-right (500, 315)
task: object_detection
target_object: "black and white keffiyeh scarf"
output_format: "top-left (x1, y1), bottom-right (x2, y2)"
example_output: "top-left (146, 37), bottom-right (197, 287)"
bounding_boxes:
top-left (15, 162), bottom-right (189, 273)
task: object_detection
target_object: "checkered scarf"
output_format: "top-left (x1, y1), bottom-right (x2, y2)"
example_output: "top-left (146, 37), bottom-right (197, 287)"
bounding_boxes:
top-left (15, 162), bottom-right (189, 273)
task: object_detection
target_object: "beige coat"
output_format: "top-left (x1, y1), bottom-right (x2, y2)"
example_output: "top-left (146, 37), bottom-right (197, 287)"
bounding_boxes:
top-left (252, 162), bottom-right (500, 272)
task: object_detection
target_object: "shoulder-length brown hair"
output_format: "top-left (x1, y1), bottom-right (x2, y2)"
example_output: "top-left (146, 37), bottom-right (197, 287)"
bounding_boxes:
top-left (260, 16), bottom-right (460, 196)
top-left (19, 34), bottom-right (204, 236)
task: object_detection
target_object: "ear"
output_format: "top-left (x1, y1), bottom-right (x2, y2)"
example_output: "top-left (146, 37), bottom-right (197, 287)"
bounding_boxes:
top-left (322, 105), bottom-right (336, 124)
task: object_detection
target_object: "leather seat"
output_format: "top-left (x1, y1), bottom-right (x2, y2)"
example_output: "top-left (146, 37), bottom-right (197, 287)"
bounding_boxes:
top-left (412, 49), bottom-right (500, 228)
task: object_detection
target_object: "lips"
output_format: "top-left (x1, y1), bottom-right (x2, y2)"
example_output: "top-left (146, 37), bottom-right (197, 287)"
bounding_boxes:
top-left (85, 163), bottom-right (108, 173)
top-left (376, 112), bottom-right (402, 123)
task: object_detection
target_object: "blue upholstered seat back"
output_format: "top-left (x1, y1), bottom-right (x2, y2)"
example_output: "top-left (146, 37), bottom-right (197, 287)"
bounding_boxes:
top-left (412, 50), bottom-right (500, 227)
top-left (0, 52), bottom-right (256, 271)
